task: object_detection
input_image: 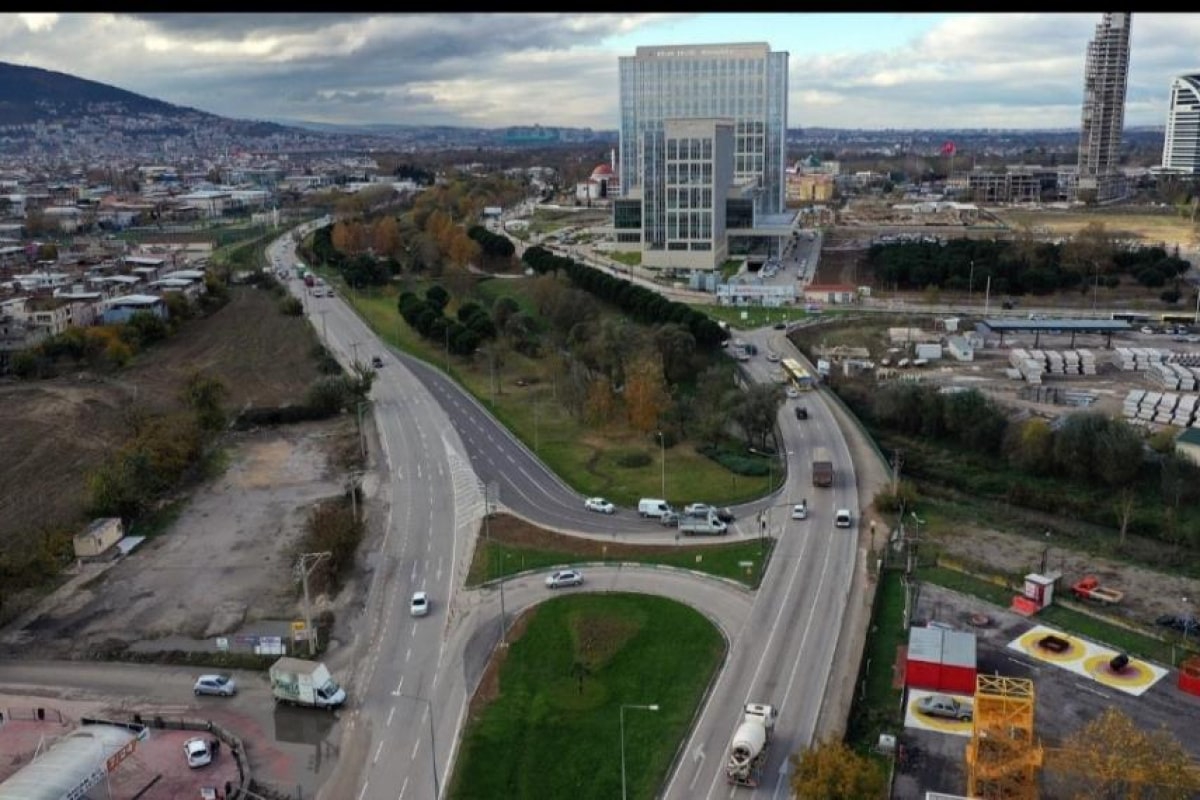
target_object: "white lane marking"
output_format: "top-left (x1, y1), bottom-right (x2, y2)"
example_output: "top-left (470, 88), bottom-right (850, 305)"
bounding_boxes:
top-left (373, 741), bottom-right (385, 764)
top-left (390, 675), bottom-right (404, 697)
top-left (357, 781), bottom-right (369, 800)
top-left (398, 777), bottom-right (408, 799)
top-left (405, 647), bottom-right (412, 662)
top-left (411, 622), bottom-right (417, 637)
top-left (411, 737), bottom-right (421, 759)
top-left (387, 706), bottom-right (396, 727)
top-left (769, 527), bottom-right (838, 800)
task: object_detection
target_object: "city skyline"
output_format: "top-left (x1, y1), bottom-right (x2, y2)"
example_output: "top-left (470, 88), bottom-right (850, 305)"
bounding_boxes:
top-left (3, 13), bottom-right (1200, 132)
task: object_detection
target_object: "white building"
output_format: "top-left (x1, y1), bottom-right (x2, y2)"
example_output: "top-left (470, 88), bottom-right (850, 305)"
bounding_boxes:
top-left (1162, 73), bottom-right (1200, 175)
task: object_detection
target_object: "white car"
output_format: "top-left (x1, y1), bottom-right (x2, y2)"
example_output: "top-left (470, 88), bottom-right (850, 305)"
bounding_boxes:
top-left (184, 737), bottom-right (213, 768)
top-left (193, 674), bottom-right (237, 697)
top-left (791, 502), bottom-right (808, 520)
top-left (785, 386), bottom-right (800, 399)
top-left (545, 569), bottom-right (583, 589)
top-left (584, 497), bottom-right (615, 514)
top-left (410, 591), bottom-right (430, 617)
top-left (766, 352), bottom-right (781, 363)
top-left (835, 509), bottom-right (853, 528)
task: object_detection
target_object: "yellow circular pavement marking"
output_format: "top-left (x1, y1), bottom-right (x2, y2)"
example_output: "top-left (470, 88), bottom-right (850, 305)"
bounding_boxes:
top-left (1083, 655), bottom-right (1157, 689)
top-left (1017, 630), bottom-right (1084, 662)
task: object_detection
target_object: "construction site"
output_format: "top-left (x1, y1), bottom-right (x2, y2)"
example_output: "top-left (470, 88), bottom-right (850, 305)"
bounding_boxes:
top-left (889, 582), bottom-right (1200, 800)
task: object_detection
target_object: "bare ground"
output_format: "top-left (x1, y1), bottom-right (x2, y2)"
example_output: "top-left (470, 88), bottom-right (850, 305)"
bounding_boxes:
top-left (0, 285), bottom-right (326, 549)
top-left (1, 420), bottom-right (358, 658)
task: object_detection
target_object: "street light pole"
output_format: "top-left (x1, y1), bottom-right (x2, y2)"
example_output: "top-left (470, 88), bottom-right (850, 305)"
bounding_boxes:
top-left (297, 552), bottom-right (331, 656)
top-left (657, 431), bottom-right (666, 499)
top-left (400, 693), bottom-right (440, 799)
top-left (968, 260), bottom-right (975, 306)
top-left (621, 703), bottom-right (659, 800)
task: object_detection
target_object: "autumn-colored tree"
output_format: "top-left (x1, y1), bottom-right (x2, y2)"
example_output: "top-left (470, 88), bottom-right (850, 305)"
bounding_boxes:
top-left (372, 216), bottom-right (402, 259)
top-left (1046, 707), bottom-right (1200, 800)
top-left (625, 352), bottom-right (672, 434)
top-left (331, 220), bottom-right (354, 254)
top-left (584, 377), bottom-right (619, 426)
top-left (788, 738), bottom-right (887, 800)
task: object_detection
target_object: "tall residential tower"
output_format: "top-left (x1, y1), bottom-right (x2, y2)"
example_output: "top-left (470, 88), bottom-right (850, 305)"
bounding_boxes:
top-left (1077, 13), bottom-right (1132, 203)
top-left (616, 43), bottom-right (788, 273)
top-left (1162, 73), bottom-right (1200, 176)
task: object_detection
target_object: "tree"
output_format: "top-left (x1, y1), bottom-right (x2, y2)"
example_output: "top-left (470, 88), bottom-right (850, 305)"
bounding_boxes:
top-left (180, 371), bottom-right (228, 433)
top-left (624, 352), bottom-right (673, 434)
top-left (789, 738), bottom-right (887, 800)
top-left (731, 383), bottom-right (783, 449)
top-left (1047, 707), bottom-right (1200, 800)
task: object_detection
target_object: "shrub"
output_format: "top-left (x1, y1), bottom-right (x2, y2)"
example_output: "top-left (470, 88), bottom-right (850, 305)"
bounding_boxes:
top-left (279, 296), bottom-right (304, 316)
top-left (615, 450), bottom-right (652, 468)
top-left (698, 444), bottom-right (770, 476)
top-left (305, 376), bottom-right (351, 416)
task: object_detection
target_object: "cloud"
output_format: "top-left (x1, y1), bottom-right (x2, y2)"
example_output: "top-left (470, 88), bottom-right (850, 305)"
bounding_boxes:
top-left (0, 13), bottom-right (1194, 129)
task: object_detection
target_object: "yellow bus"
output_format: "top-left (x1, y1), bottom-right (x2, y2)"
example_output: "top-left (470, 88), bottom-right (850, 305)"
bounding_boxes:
top-left (781, 358), bottom-right (815, 391)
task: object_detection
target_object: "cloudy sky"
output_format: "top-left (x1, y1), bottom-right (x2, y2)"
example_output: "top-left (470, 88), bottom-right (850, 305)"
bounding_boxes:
top-left (2, 13), bottom-right (1197, 130)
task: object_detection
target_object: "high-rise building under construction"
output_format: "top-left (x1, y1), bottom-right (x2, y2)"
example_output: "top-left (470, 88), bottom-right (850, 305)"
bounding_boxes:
top-left (1077, 13), bottom-right (1132, 203)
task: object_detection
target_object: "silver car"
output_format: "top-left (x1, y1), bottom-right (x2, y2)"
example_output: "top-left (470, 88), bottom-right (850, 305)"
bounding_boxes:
top-left (545, 569), bottom-right (583, 588)
top-left (193, 674), bottom-right (237, 697)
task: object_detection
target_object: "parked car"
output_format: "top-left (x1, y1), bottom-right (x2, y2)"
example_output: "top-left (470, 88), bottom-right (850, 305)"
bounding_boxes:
top-left (584, 497), bottom-right (616, 514)
top-left (410, 591), bottom-right (430, 617)
top-left (193, 674), bottom-right (237, 697)
top-left (1155, 613), bottom-right (1200, 634)
top-left (184, 737), bottom-right (213, 768)
top-left (917, 694), bottom-right (973, 721)
top-left (545, 569), bottom-right (583, 589)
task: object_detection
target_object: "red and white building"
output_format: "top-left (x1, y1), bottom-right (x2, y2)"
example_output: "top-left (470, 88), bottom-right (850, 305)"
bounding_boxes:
top-left (905, 625), bottom-right (978, 695)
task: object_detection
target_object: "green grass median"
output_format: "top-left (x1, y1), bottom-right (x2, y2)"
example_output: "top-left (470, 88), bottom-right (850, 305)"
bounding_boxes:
top-left (471, 514), bottom-right (774, 589)
top-left (446, 593), bottom-right (724, 800)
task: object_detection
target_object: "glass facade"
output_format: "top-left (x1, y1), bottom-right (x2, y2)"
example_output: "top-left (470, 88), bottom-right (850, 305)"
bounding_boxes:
top-left (618, 43), bottom-right (789, 218)
top-left (1164, 74), bottom-right (1200, 175)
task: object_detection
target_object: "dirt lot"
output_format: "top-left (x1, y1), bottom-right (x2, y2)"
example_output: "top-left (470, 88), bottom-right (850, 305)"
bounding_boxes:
top-left (0, 282), bottom-right (361, 654)
top-left (0, 285), bottom-right (326, 552)
top-left (1, 419), bottom-right (360, 658)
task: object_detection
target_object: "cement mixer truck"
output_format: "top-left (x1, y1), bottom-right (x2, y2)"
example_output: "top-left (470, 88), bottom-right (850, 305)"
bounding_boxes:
top-left (725, 702), bottom-right (778, 787)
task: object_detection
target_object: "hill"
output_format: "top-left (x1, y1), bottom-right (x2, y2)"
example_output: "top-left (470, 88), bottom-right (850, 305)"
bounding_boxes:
top-left (0, 60), bottom-right (288, 136)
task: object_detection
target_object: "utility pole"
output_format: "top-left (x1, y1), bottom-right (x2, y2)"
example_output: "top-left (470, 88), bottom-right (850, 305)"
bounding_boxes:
top-left (296, 552), bottom-right (331, 656)
top-left (350, 340), bottom-right (360, 367)
top-left (444, 325), bottom-right (451, 372)
top-left (891, 449), bottom-right (903, 494)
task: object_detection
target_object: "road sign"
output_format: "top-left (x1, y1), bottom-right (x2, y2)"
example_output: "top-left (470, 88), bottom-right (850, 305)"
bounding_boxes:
top-left (215, 637), bottom-right (229, 652)
top-left (738, 561), bottom-right (754, 568)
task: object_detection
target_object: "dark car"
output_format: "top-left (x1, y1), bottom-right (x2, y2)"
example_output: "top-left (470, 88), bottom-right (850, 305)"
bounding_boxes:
top-left (773, 321), bottom-right (786, 330)
top-left (715, 507), bottom-right (735, 523)
top-left (371, 356), bottom-right (384, 368)
top-left (795, 406), bottom-right (808, 420)
top-left (1155, 614), bottom-right (1200, 634)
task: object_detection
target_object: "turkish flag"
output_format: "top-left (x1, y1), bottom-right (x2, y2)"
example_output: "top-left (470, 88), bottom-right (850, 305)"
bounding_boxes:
top-left (941, 141), bottom-right (956, 156)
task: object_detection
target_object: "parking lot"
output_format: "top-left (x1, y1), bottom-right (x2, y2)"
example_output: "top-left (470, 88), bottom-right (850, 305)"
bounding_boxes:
top-left (891, 583), bottom-right (1200, 799)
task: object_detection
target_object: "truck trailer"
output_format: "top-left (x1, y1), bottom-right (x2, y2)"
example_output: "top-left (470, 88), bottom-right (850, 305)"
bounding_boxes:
top-left (726, 702), bottom-right (778, 787)
top-left (811, 447), bottom-right (834, 487)
top-left (269, 657), bottom-right (346, 710)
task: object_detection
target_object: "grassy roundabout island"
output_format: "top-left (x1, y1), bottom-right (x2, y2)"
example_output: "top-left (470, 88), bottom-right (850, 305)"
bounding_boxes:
top-left (447, 593), bottom-right (725, 799)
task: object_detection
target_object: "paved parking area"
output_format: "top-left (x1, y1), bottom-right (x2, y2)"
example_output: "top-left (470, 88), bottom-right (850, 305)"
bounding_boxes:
top-left (891, 583), bottom-right (1200, 799)
top-left (0, 712), bottom-right (240, 800)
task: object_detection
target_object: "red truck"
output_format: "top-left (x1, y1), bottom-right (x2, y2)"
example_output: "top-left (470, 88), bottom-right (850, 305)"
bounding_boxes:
top-left (304, 274), bottom-right (315, 288)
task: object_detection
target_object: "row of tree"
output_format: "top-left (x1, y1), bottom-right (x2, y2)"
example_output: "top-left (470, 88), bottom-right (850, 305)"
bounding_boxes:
top-left (466, 224), bottom-right (517, 271)
top-left (397, 286), bottom-right (492, 357)
top-left (522, 245), bottom-right (727, 349)
top-left (867, 232), bottom-right (1191, 296)
top-left (837, 379), bottom-right (1200, 543)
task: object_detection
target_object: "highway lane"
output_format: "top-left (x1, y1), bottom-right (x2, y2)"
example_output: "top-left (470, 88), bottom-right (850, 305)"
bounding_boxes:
top-left (661, 329), bottom-right (858, 798)
top-left (269, 227), bottom-right (487, 800)
top-left (271, 221), bottom-right (860, 798)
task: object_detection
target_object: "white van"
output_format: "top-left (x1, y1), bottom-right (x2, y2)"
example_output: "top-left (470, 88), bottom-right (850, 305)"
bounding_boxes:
top-left (835, 509), bottom-right (853, 528)
top-left (638, 498), bottom-right (671, 519)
